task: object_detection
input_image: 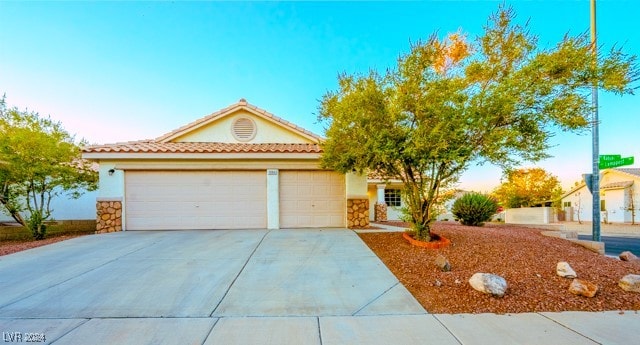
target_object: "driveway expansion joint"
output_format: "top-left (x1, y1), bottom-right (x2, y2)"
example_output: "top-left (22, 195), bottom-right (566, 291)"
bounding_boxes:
top-left (537, 312), bottom-right (604, 345)
top-left (208, 230), bottom-right (271, 317)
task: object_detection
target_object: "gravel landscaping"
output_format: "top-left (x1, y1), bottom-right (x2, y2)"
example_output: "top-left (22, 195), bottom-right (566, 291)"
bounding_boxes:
top-left (0, 235), bottom-right (86, 256)
top-left (359, 222), bottom-right (640, 314)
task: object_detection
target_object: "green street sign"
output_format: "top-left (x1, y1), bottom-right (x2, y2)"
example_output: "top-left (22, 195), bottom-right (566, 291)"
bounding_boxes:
top-left (599, 156), bottom-right (634, 169)
top-left (599, 154), bottom-right (621, 163)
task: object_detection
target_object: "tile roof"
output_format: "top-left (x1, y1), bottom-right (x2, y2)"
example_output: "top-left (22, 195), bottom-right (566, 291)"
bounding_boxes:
top-left (83, 141), bottom-right (322, 154)
top-left (156, 98), bottom-right (323, 143)
top-left (601, 181), bottom-right (634, 190)
top-left (615, 168), bottom-right (640, 178)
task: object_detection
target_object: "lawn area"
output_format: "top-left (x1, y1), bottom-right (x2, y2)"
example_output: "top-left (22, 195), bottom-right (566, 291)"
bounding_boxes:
top-left (360, 222), bottom-right (640, 314)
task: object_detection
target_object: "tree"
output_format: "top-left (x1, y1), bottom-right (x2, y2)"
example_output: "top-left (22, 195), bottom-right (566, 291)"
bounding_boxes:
top-left (0, 96), bottom-right (97, 240)
top-left (317, 5), bottom-right (638, 241)
top-left (492, 168), bottom-right (563, 208)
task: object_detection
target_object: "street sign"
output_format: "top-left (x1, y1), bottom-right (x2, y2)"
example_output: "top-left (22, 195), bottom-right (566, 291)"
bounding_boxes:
top-left (599, 156), bottom-right (634, 169)
top-left (583, 173), bottom-right (593, 194)
top-left (599, 154), bottom-right (621, 163)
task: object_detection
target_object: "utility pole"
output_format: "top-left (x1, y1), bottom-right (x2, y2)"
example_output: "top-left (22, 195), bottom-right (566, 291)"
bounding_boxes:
top-left (590, 0), bottom-right (601, 241)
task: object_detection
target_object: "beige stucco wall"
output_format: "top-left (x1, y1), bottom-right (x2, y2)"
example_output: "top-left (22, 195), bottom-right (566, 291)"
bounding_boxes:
top-left (173, 110), bottom-right (314, 144)
top-left (346, 172), bottom-right (368, 199)
top-left (505, 207), bottom-right (556, 224)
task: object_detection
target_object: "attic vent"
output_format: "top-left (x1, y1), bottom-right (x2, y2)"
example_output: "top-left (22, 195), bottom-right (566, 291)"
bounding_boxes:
top-left (232, 117), bottom-right (256, 141)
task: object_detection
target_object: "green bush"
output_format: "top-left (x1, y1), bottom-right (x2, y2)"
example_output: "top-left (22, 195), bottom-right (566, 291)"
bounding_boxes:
top-left (452, 192), bottom-right (498, 226)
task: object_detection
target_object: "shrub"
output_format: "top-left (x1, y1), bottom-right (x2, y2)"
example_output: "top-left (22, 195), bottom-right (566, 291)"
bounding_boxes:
top-left (452, 193), bottom-right (498, 226)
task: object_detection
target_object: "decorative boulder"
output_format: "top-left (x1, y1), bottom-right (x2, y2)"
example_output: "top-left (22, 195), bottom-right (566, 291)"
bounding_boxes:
top-left (619, 251), bottom-right (640, 262)
top-left (568, 279), bottom-right (598, 298)
top-left (619, 274), bottom-right (640, 293)
top-left (556, 262), bottom-right (577, 279)
top-left (435, 254), bottom-right (451, 272)
top-left (469, 273), bottom-right (508, 297)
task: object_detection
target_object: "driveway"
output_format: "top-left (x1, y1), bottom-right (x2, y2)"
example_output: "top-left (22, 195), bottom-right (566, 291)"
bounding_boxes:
top-left (0, 229), bottom-right (434, 343)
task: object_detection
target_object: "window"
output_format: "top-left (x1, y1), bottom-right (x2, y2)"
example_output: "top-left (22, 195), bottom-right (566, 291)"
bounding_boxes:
top-left (384, 189), bottom-right (402, 207)
top-left (600, 200), bottom-right (606, 211)
top-left (563, 201), bottom-right (571, 207)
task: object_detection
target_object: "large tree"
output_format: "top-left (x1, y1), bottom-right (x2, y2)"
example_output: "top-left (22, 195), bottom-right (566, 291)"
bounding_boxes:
top-left (0, 97), bottom-right (97, 240)
top-left (318, 6), bottom-right (637, 241)
top-left (492, 168), bottom-right (563, 208)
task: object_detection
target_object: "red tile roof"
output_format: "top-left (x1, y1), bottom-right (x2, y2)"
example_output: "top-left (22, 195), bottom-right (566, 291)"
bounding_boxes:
top-left (83, 141), bottom-right (322, 154)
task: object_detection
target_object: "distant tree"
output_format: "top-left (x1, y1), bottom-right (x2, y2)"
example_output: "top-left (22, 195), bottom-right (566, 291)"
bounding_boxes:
top-left (317, 5), bottom-right (637, 241)
top-left (493, 168), bottom-right (563, 208)
top-left (0, 96), bottom-right (97, 240)
top-left (625, 190), bottom-right (638, 225)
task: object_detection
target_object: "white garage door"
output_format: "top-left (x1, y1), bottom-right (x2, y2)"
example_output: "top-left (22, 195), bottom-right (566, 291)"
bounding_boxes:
top-left (125, 171), bottom-right (266, 230)
top-left (280, 171), bottom-right (345, 228)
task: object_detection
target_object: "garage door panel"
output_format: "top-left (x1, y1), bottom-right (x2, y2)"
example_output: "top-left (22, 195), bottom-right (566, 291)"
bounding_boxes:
top-left (125, 171), bottom-right (266, 230)
top-left (280, 171), bottom-right (345, 228)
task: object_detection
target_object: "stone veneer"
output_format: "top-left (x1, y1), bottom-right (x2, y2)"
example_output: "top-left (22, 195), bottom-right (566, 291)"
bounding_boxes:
top-left (96, 198), bottom-right (123, 233)
top-left (347, 199), bottom-right (369, 228)
top-left (374, 202), bottom-right (388, 222)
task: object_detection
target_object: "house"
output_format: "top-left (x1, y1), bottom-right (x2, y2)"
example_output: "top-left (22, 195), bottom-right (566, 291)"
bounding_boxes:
top-left (560, 168), bottom-right (640, 223)
top-left (81, 99), bottom-right (370, 232)
top-left (366, 170), bottom-right (465, 222)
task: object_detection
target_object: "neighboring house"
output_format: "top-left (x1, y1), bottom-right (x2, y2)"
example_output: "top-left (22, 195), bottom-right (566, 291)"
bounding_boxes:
top-left (0, 187), bottom-right (97, 223)
top-left (81, 99), bottom-right (369, 232)
top-left (560, 168), bottom-right (640, 223)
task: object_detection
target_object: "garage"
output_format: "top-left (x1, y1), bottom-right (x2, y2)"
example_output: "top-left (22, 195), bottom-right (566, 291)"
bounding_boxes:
top-left (280, 171), bottom-right (345, 228)
top-left (125, 171), bottom-right (267, 230)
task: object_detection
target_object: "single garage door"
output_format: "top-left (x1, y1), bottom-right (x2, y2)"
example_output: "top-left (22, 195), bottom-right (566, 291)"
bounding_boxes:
top-left (125, 171), bottom-right (266, 230)
top-left (280, 171), bottom-right (345, 228)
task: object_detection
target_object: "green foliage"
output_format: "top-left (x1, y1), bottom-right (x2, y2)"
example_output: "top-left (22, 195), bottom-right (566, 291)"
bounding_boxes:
top-left (452, 193), bottom-right (498, 227)
top-left (317, 4), bottom-right (637, 241)
top-left (0, 96), bottom-right (98, 240)
top-left (493, 168), bottom-right (563, 208)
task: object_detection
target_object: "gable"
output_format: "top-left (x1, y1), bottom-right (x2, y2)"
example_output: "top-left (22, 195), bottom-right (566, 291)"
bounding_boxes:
top-left (601, 169), bottom-right (640, 185)
top-left (171, 109), bottom-right (316, 144)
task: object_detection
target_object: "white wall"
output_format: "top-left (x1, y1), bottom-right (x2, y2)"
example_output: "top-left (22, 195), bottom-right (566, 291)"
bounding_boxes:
top-left (0, 187), bottom-right (97, 222)
top-left (505, 207), bottom-right (555, 224)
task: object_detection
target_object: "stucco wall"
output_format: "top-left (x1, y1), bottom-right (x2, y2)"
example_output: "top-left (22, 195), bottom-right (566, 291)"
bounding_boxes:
top-left (173, 110), bottom-right (314, 143)
top-left (0, 187), bottom-right (97, 222)
top-left (505, 207), bottom-right (556, 224)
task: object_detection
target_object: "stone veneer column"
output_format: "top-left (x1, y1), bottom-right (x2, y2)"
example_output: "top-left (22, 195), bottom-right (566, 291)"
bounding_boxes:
top-left (374, 184), bottom-right (388, 221)
top-left (96, 197), bottom-right (123, 233)
top-left (375, 203), bottom-right (388, 222)
top-left (347, 199), bottom-right (369, 228)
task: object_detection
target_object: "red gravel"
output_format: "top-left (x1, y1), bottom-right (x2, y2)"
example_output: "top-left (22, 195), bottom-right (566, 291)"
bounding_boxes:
top-left (359, 222), bottom-right (640, 314)
top-left (0, 235), bottom-right (87, 256)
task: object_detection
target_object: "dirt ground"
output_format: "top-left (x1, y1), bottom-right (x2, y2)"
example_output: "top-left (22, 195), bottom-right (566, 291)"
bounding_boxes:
top-left (359, 222), bottom-right (640, 314)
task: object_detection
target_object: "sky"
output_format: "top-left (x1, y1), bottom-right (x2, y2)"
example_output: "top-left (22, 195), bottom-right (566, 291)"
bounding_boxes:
top-left (1, 0), bottom-right (638, 192)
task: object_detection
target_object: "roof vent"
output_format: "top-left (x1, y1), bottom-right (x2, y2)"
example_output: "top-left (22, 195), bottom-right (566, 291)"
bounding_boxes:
top-left (232, 117), bottom-right (256, 141)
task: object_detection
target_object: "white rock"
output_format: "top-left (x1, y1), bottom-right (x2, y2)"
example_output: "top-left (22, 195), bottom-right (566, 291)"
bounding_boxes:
top-left (619, 274), bottom-right (640, 293)
top-left (469, 273), bottom-right (508, 297)
top-left (557, 262), bottom-right (577, 278)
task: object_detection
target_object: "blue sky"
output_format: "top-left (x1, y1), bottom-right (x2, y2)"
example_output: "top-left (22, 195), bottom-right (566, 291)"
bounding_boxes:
top-left (1, 1), bottom-right (638, 191)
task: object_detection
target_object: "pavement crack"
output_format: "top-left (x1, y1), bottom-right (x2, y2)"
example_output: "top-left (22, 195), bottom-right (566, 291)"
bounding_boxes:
top-left (351, 282), bottom-right (399, 316)
top-left (537, 312), bottom-right (603, 345)
top-left (209, 230), bottom-right (271, 317)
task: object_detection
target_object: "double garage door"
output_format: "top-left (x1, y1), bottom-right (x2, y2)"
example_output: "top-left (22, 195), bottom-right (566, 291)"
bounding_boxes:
top-left (125, 171), bottom-right (344, 230)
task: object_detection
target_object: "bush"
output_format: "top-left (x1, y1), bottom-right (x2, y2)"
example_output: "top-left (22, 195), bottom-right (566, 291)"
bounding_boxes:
top-left (452, 193), bottom-right (498, 226)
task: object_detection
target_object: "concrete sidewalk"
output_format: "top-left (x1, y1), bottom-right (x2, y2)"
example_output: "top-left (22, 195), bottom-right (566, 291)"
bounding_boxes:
top-left (1, 229), bottom-right (638, 344)
top-left (2, 311), bottom-right (638, 344)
